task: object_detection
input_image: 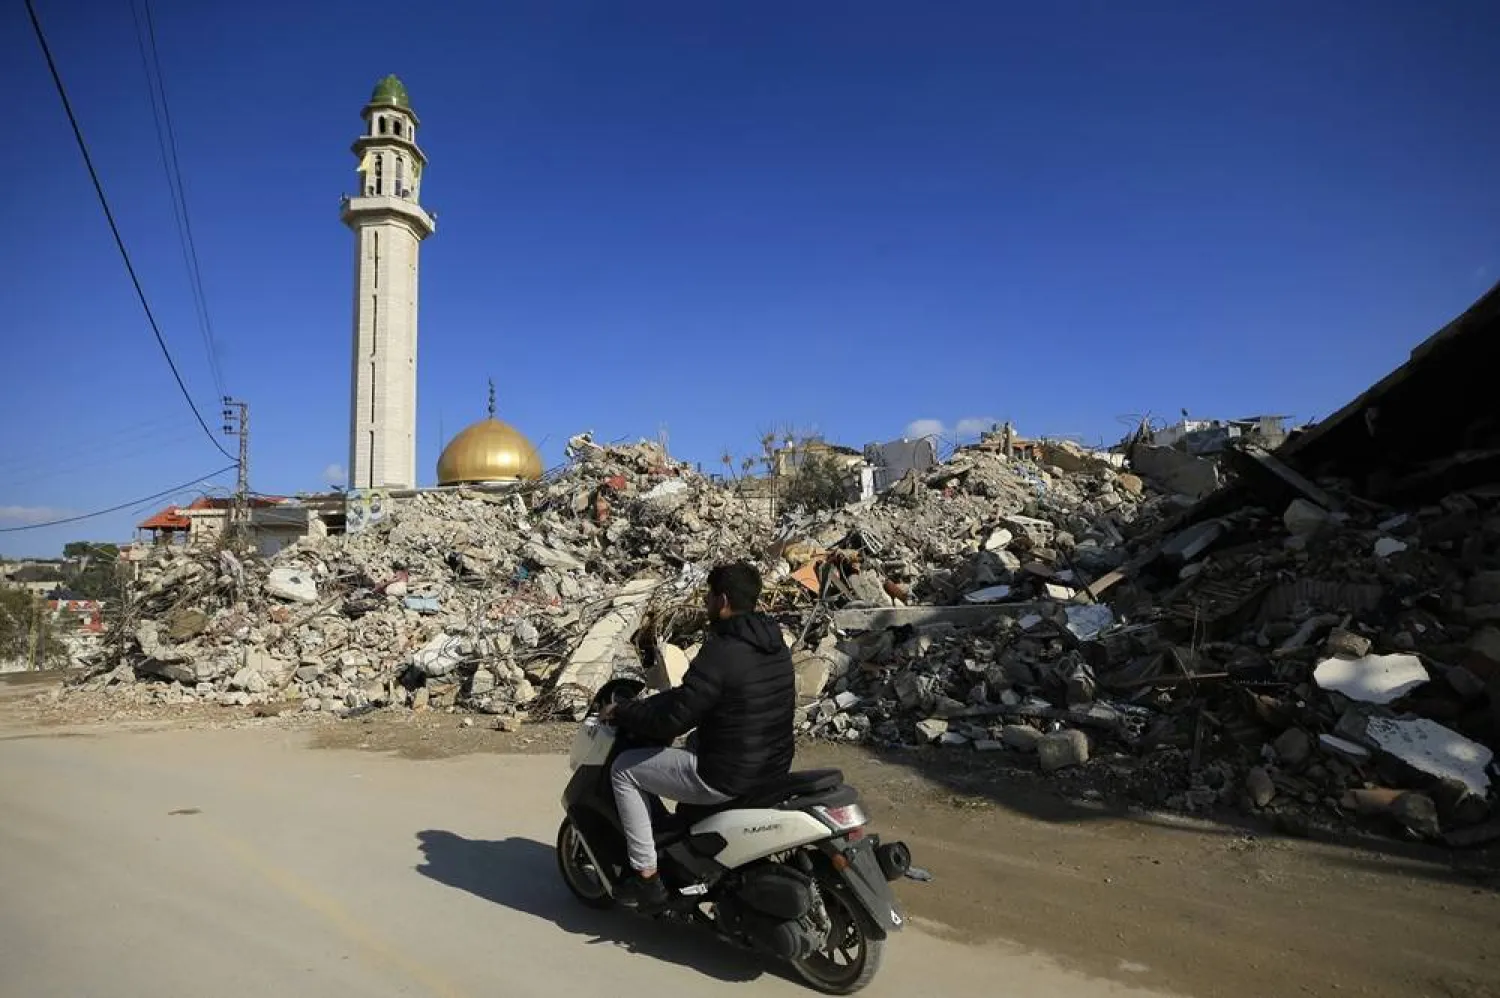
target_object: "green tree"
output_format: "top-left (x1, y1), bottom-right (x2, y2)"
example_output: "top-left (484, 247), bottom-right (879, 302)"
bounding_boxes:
top-left (63, 542), bottom-right (122, 600)
top-left (780, 449), bottom-right (855, 512)
top-left (0, 588), bottom-right (68, 668)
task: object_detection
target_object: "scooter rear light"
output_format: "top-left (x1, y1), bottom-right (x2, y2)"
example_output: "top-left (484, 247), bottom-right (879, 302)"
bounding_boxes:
top-left (814, 804), bottom-right (867, 831)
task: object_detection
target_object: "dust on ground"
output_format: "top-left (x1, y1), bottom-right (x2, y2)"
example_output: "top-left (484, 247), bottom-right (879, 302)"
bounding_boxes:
top-left (3, 675), bottom-right (1498, 998)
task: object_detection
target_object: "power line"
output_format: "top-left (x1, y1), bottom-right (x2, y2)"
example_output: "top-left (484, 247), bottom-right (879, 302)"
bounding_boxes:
top-left (0, 465), bottom-right (238, 533)
top-left (23, 0), bottom-right (234, 463)
top-left (131, 0), bottom-right (225, 401)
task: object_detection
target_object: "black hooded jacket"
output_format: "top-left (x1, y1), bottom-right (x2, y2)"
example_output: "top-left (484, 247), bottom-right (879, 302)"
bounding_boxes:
top-left (614, 611), bottom-right (796, 797)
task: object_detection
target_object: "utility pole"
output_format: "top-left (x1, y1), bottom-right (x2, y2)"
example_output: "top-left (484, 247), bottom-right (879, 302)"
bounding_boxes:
top-left (221, 397), bottom-right (249, 541)
top-left (28, 597), bottom-right (41, 671)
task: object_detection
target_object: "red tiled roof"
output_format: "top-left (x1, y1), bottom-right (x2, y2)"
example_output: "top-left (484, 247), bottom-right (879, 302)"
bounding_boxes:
top-left (138, 506), bottom-right (190, 530)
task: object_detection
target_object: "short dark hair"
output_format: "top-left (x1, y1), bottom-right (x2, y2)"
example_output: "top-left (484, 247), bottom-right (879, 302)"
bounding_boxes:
top-left (707, 561), bottom-right (761, 613)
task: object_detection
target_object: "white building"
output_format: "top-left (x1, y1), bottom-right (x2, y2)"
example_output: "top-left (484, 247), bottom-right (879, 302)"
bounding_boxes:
top-left (341, 74), bottom-right (436, 491)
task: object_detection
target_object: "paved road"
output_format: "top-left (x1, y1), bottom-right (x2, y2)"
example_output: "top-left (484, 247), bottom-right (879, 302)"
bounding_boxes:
top-left (0, 725), bottom-right (1168, 997)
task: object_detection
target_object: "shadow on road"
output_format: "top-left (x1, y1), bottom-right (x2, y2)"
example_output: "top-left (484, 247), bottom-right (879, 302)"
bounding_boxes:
top-left (414, 829), bottom-right (766, 985)
top-left (820, 742), bottom-right (1500, 875)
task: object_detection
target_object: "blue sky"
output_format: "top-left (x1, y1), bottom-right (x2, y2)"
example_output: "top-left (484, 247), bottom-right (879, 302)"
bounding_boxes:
top-left (3, 0), bottom-right (1498, 557)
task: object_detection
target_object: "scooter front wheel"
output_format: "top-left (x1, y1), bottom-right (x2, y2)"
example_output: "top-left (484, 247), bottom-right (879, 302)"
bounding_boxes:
top-left (556, 818), bottom-right (615, 910)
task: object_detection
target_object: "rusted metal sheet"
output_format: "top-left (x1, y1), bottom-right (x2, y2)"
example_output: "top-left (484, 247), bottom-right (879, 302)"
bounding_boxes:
top-left (1164, 577), bottom-right (1271, 638)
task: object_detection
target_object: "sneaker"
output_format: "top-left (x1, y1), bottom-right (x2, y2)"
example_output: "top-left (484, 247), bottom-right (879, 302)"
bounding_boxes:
top-left (614, 873), bottom-right (669, 909)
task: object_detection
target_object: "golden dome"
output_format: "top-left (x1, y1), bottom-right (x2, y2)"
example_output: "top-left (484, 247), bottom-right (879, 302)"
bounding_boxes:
top-left (436, 417), bottom-right (544, 485)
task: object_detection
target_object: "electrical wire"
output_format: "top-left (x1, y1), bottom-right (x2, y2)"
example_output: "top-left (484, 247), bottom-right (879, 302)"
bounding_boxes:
top-left (23, 0), bottom-right (234, 463)
top-left (0, 465), bottom-right (238, 533)
top-left (131, 0), bottom-right (225, 402)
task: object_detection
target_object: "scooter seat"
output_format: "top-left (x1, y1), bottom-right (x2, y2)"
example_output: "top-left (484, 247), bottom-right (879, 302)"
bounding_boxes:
top-left (741, 768), bottom-right (844, 807)
top-left (670, 768), bottom-right (847, 828)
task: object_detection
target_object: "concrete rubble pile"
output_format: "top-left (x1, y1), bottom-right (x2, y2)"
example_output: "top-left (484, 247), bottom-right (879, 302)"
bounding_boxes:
top-left (798, 462), bottom-right (1500, 842)
top-left (77, 436), bottom-right (774, 722)
top-left (63, 284), bottom-right (1500, 849)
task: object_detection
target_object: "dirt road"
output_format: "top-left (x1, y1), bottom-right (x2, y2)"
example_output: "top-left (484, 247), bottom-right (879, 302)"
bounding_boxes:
top-left (2, 683), bottom-right (1498, 997)
top-left (0, 721), bottom-right (1166, 998)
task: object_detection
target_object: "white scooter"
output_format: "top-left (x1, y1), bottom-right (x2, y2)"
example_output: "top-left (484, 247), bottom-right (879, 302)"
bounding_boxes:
top-left (556, 678), bottom-right (912, 995)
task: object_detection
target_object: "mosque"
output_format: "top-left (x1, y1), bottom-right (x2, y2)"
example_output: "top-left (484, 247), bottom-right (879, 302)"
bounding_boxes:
top-left (341, 74), bottom-right (543, 492)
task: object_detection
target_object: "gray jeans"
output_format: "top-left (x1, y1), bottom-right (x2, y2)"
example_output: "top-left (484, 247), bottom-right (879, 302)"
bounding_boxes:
top-left (610, 747), bottom-right (731, 872)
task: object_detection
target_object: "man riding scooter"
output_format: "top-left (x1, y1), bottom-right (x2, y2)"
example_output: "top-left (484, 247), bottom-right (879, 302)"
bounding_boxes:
top-left (601, 561), bottom-right (797, 908)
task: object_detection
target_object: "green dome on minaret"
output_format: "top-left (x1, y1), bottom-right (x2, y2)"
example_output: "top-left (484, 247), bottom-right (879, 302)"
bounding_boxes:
top-left (369, 74), bottom-right (410, 108)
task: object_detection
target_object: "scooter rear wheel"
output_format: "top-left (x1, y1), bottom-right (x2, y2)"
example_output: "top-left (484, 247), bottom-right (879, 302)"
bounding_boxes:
top-left (789, 881), bottom-right (884, 995)
top-left (556, 818), bottom-right (615, 910)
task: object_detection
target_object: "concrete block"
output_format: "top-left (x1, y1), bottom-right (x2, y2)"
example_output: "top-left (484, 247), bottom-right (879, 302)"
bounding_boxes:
top-left (1038, 729), bottom-right (1089, 771)
top-left (915, 718), bottom-right (948, 744)
top-left (1001, 724), bottom-right (1043, 752)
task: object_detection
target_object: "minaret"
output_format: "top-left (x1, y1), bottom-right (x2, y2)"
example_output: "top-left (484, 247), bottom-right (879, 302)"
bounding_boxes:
top-left (341, 74), bottom-right (435, 491)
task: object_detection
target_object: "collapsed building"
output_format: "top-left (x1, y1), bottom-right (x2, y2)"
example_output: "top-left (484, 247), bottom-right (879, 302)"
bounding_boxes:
top-left (65, 282), bottom-right (1500, 847)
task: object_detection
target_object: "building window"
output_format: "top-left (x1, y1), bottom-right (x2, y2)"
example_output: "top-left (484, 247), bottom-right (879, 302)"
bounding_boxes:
top-left (395, 156), bottom-right (405, 197)
top-left (378, 117), bottom-right (388, 135)
top-left (392, 119), bottom-right (403, 137)
top-left (374, 154), bottom-right (383, 195)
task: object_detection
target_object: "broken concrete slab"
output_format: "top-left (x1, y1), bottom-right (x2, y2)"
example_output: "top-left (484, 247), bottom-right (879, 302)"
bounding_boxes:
top-left (1001, 514), bottom-right (1055, 543)
top-left (266, 567), bottom-right (318, 603)
top-left (165, 608), bottom-right (210, 643)
top-left (1313, 653), bottom-right (1428, 704)
top-left (1161, 520), bottom-right (1225, 564)
top-left (1319, 733), bottom-right (1372, 763)
top-left (793, 650), bottom-right (832, 702)
top-left (983, 528), bottom-right (1014, 551)
top-left (650, 642), bottom-right (691, 691)
top-left (1364, 716), bottom-right (1493, 796)
top-left (522, 541), bottom-right (586, 572)
top-left (641, 479), bottom-right (690, 504)
top-left (1130, 444), bottom-right (1222, 499)
top-left (1236, 445), bottom-right (1343, 512)
top-left (832, 602), bottom-right (1049, 633)
top-left (1283, 499), bottom-right (1334, 537)
top-left (228, 667), bottom-right (268, 694)
top-left (846, 571), bottom-right (895, 607)
top-left (554, 594), bottom-right (655, 707)
top-left (1001, 724), bottom-right (1043, 752)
